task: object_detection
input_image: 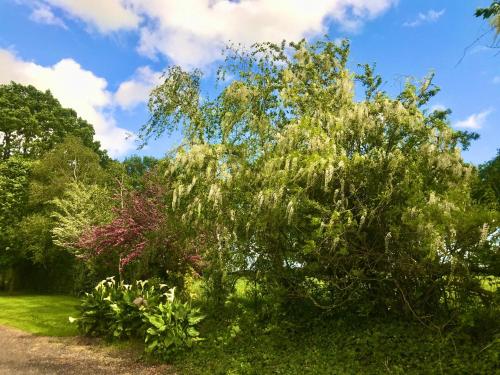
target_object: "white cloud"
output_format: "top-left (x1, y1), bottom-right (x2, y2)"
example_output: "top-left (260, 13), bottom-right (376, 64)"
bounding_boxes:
top-left (454, 109), bottom-right (493, 130)
top-left (29, 3), bottom-right (67, 29)
top-left (493, 76), bottom-right (500, 84)
top-left (0, 49), bottom-right (136, 157)
top-left (430, 103), bottom-right (447, 112)
top-left (43, 0), bottom-right (140, 32)
top-left (35, 0), bottom-right (397, 68)
top-left (403, 9), bottom-right (445, 28)
top-left (133, 0), bottom-right (397, 67)
top-left (114, 66), bottom-right (162, 110)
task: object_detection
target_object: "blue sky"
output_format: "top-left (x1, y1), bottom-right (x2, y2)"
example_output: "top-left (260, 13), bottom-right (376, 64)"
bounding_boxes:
top-left (0, 0), bottom-right (498, 164)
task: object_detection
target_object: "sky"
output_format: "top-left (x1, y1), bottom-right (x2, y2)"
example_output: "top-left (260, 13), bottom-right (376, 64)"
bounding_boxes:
top-left (0, 0), bottom-right (498, 164)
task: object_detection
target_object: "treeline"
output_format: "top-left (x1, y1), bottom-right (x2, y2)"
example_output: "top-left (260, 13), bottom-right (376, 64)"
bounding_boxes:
top-left (0, 82), bottom-right (159, 291)
top-left (0, 40), bottom-right (498, 333)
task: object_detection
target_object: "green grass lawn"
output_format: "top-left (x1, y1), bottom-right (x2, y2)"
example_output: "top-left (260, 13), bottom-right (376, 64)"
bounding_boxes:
top-left (0, 294), bottom-right (79, 336)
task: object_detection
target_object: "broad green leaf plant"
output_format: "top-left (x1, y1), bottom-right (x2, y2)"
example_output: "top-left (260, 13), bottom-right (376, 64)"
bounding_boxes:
top-left (71, 277), bottom-right (204, 359)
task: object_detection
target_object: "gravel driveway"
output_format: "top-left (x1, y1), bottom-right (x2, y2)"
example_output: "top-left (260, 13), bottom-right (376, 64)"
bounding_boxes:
top-left (0, 325), bottom-right (173, 375)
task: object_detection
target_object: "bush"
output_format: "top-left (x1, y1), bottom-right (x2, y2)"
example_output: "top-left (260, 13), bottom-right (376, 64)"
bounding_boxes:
top-left (70, 277), bottom-right (204, 358)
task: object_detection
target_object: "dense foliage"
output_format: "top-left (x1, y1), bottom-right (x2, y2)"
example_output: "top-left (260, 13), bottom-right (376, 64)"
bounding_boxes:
top-left (172, 279), bottom-right (499, 374)
top-left (3, 142), bottom-right (110, 291)
top-left (0, 82), bottom-right (105, 161)
top-left (476, 149), bottom-right (500, 205)
top-left (0, 84), bottom-right (113, 292)
top-left (0, 157), bottom-right (31, 273)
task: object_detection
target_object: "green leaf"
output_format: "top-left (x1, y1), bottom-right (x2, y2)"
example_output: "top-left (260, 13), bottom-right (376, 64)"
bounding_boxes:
top-left (187, 327), bottom-right (199, 337)
top-left (148, 315), bottom-right (165, 329)
top-left (188, 314), bottom-right (205, 325)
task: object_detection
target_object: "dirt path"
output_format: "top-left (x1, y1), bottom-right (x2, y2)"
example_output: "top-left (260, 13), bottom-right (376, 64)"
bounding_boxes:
top-left (0, 325), bottom-right (173, 375)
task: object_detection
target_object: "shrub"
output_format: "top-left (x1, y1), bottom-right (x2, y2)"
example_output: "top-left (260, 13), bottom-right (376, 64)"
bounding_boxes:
top-left (70, 277), bottom-right (204, 358)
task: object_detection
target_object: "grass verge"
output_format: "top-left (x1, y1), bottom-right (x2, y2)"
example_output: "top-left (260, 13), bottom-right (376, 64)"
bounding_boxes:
top-left (0, 293), bottom-right (79, 336)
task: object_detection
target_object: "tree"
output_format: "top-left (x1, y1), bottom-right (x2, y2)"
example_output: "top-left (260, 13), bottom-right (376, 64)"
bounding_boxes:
top-left (78, 184), bottom-right (165, 271)
top-left (0, 82), bottom-right (106, 161)
top-left (0, 157), bottom-right (31, 276)
top-left (141, 39), bottom-right (498, 316)
top-left (22, 136), bottom-right (110, 264)
top-left (51, 182), bottom-right (114, 254)
top-left (76, 177), bottom-right (200, 285)
top-left (0, 137), bottom-right (111, 292)
top-left (0, 83), bottom-right (112, 292)
top-left (476, 2), bottom-right (500, 34)
top-left (29, 136), bottom-right (109, 208)
top-left (0, 157), bottom-right (31, 234)
top-left (122, 155), bottom-right (159, 189)
top-left (477, 150), bottom-right (500, 204)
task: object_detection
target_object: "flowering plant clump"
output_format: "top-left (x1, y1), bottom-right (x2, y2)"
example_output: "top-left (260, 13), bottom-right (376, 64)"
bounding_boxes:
top-left (70, 277), bottom-right (204, 359)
